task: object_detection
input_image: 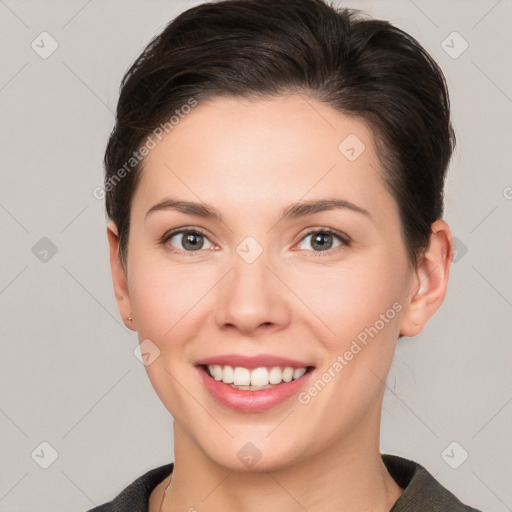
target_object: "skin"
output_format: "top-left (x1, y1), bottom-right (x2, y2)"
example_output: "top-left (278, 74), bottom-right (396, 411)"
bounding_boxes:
top-left (107, 93), bottom-right (453, 512)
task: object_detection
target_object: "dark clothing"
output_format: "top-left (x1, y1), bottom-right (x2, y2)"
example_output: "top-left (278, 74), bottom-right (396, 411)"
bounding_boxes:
top-left (87, 453), bottom-right (483, 511)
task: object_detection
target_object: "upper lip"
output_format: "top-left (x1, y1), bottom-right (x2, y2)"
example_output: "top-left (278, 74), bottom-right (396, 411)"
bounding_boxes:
top-left (195, 354), bottom-right (314, 369)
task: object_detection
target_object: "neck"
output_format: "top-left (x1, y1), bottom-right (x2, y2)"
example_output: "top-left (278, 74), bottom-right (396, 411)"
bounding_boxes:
top-left (160, 420), bottom-right (403, 512)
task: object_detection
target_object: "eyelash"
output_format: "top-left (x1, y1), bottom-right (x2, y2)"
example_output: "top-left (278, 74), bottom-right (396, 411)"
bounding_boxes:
top-left (294, 228), bottom-right (351, 256)
top-left (160, 227), bottom-right (351, 256)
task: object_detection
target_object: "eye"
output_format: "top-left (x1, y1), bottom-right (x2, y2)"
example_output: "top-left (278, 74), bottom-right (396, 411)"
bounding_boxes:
top-left (163, 229), bottom-right (215, 253)
top-left (296, 229), bottom-right (349, 253)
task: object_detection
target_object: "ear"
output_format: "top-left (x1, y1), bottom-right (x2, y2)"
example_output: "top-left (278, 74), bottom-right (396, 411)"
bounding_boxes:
top-left (107, 221), bottom-right (135, 331)
top-left (399, 219), bottom-right (453, 337)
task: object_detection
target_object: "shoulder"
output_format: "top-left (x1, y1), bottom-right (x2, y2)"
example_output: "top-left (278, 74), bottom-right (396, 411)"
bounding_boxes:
top-left (382, 453), bottom-right (483, 512)
top-left (85, 462), bottom-right (174, 512)
top-left (84, 456), bottom-right (485, 511)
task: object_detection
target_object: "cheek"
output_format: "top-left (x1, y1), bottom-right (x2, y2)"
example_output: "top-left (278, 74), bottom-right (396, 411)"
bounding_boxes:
top-left (127, 256), bottom-right (218, 347)
top-left (292, 260), bottom-right (406, 424)
top-left (126, 259), bottom-right (215, 417)
top-left (292, 256), bottom-right (405, 345)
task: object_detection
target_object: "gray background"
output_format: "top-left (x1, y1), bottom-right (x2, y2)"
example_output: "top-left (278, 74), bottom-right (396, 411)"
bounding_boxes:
top-left (0, 0), bottom-right (511, 511)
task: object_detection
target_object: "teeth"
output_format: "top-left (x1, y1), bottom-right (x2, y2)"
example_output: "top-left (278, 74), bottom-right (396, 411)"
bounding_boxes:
top-left (250, 367), bottom-right (268, 386)
top-left (233, 367), bottom-right (251, 385)
top-left (207, 364), bottom-right (308, 387)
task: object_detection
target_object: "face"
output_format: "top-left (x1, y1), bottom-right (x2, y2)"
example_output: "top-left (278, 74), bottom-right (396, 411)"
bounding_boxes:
top-left (109, 94), bottom-right (447, 472)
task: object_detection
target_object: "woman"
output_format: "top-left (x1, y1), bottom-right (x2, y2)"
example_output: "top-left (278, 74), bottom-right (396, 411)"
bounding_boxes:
top-left (88, 0), bottom-right (483, 510)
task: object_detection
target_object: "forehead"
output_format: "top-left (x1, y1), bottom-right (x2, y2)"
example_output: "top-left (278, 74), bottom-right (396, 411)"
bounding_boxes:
top-left (134, 94), bottom-right (391, 216)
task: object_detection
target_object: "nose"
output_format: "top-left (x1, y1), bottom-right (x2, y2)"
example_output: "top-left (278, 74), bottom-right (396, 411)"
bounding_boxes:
top-left (214, 251), bottom-right (291, 336)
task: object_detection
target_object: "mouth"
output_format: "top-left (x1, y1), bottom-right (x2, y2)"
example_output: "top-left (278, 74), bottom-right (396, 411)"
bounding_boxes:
top-left (195, 360), bottom-right (316, 412)
top-left (199, 364), bottom-right (315, 391)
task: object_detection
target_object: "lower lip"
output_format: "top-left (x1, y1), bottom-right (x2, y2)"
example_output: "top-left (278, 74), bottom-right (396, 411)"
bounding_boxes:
top-left (197, 366), bottom-right (315, 412)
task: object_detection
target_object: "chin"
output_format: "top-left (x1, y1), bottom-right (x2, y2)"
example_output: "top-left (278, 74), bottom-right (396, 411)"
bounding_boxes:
top-left (196, 433), bottom-right (307, 473)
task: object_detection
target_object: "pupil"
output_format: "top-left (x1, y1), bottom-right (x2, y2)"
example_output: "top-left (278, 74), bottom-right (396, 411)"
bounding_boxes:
top-left (313, 233), bottom-right (332, 251)
top-left (184, 233), bottom-right (202, 250)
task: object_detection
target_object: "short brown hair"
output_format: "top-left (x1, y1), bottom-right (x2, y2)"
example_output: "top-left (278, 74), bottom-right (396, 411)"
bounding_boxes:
top-left (104, 0), bottom-right (455, 268)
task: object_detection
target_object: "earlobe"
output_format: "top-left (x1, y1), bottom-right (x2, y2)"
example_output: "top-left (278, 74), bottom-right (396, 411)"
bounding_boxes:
top-left (399, 219), bottom-right (453, 337)
top-left (106, 221), bottom-right (135, 330)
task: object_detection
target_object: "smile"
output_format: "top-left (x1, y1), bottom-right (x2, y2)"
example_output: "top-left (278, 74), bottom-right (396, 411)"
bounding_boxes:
top-left (204, 364), bottom-right (309, 390)
top-left (195, 356), bottom-right (316, 412)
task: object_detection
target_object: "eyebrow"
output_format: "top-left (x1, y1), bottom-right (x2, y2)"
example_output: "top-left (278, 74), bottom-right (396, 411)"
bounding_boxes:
top-left (145, 198), bottom-right (372, 221)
